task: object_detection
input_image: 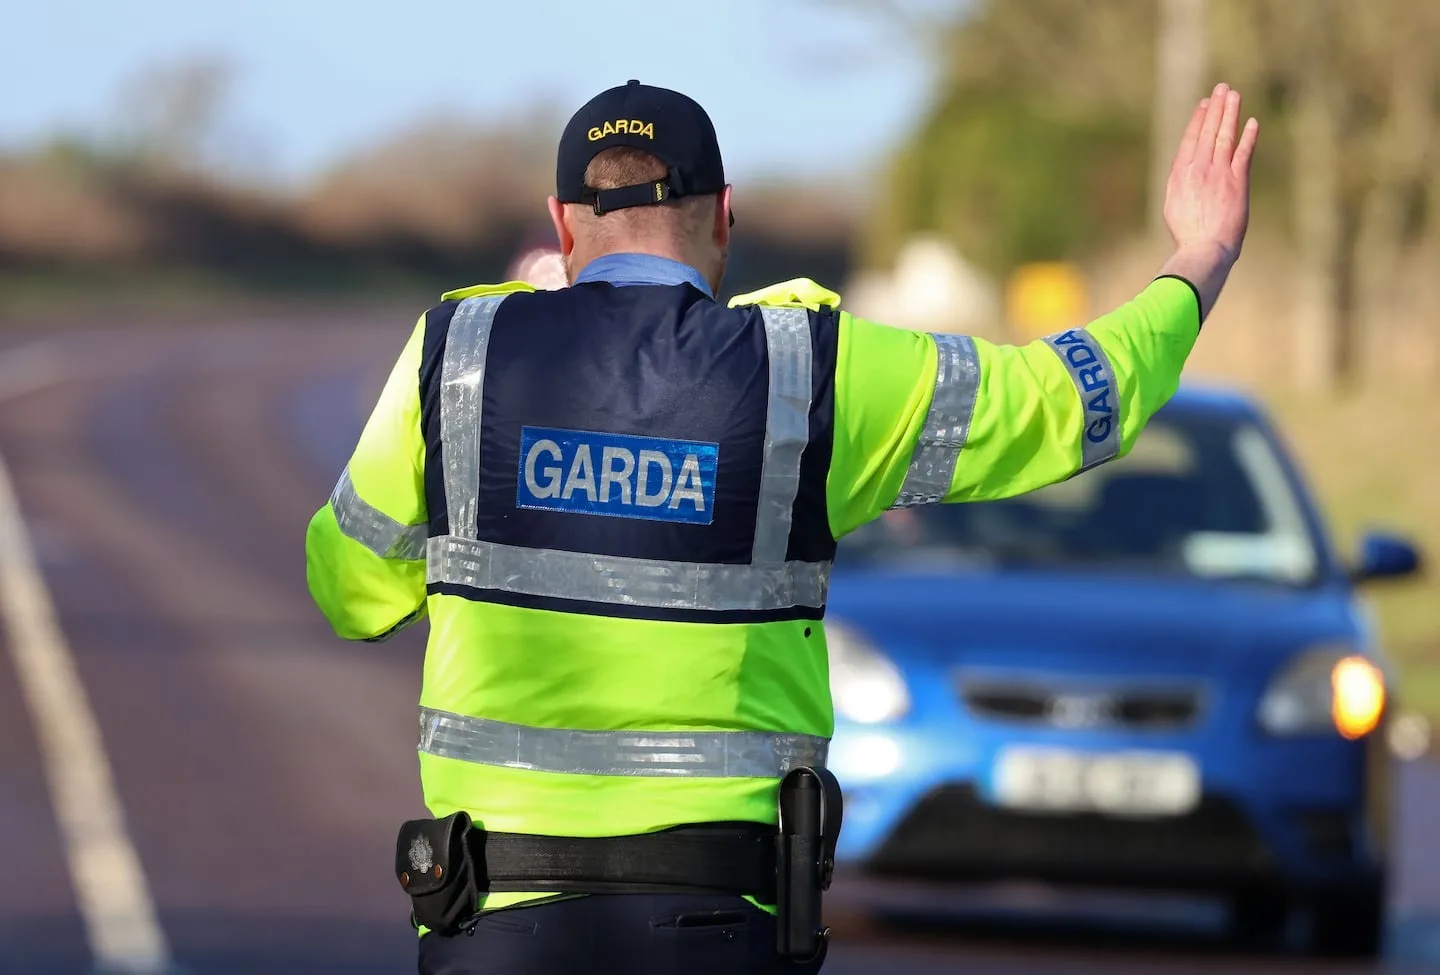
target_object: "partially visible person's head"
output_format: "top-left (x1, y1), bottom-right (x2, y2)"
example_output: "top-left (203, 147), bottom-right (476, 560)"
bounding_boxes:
top-left (548, 81), bottom-right (733, 294)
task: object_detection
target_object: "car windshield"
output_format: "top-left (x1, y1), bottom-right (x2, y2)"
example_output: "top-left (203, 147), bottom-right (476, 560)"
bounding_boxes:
top-left (837, 407), bottom-right (1323, 586)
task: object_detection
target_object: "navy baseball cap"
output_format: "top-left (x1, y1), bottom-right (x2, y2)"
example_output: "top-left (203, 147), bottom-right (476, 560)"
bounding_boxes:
top-left (556, 80), bottom-right (730, 222)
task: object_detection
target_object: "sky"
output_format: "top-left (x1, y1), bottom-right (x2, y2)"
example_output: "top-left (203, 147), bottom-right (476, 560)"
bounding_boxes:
top-left (0, 0), bottom-right (958, 188)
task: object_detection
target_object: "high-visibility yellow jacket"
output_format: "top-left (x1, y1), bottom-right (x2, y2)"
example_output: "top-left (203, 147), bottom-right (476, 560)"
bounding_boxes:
top-left (305, 271), bottom-right (1200, 910)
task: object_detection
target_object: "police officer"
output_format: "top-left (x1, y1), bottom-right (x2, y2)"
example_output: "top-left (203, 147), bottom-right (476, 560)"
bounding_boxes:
top-left (305, 80), bottom-right (1258, 974)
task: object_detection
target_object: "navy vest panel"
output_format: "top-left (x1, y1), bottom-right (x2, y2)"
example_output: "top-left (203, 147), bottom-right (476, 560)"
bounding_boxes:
top-left (789, 305), bottom-right (839, 566)
top-left (420, 298), bottom-right (460, 539)
top-left (480, 284), bottom-right (767, 563)
top-left (419, 283), bottom-right (838, 622)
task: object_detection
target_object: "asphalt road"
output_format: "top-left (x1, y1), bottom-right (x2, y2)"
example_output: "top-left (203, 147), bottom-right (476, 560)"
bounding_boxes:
top-left (0, 319), bottom-right (1437, 975)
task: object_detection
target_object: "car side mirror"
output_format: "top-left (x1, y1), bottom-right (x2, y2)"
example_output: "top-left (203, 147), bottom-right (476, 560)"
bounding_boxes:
top-left (1352, 531), bottom-right (1421, 583)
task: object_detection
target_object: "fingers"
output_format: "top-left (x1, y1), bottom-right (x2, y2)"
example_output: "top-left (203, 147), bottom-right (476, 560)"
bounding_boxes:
top-left (1196, 83), bottom-right (1230, 165)
top-left (1232, 116), bottom-right (1260, 178)
top-left (1177, 98), bottom-right (1209, 168)
top-left (1215, 88), bottom-right (1242, 164)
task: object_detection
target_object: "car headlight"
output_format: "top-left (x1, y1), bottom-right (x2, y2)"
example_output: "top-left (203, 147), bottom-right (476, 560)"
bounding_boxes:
top-left (1258, 647), bottom-right (1386, 739)
top-left (827, 620), bottom-right (910, 724)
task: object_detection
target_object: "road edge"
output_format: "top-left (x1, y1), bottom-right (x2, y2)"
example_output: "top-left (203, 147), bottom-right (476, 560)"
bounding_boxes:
top-left (0, 357), bottom-right (173, 973)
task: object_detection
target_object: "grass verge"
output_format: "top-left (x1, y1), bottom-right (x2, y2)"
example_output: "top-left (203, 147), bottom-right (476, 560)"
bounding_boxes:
top-left (1263, 387), bottom-right (1440, 719)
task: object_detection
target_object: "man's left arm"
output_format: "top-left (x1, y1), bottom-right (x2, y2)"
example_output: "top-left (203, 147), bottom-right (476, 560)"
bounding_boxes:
top-left (305, 314), bottom-right (429, 641)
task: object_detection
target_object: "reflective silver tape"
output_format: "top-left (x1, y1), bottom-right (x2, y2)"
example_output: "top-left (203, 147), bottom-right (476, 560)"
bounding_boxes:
top-left (419, 706), bottom-right (828, 778)
top-left (752, 307), bottom-right (813, 564)
top-left (428, 535), bottom-right (830, 612)
top-left (329, 467), bottom-right (427, 560)
top-left (1043, 326), bottom-right (1122, 472)
top-left (440, 295), bottom-right (507, 539)
top-left (892, 333), bottom-right (981, 508)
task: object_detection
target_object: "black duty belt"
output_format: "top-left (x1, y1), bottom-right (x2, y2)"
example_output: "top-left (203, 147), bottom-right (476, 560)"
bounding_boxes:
top-left (396, 766), bottom-right (842, 963)
top-left (471, 822), bottom-right (778, 899)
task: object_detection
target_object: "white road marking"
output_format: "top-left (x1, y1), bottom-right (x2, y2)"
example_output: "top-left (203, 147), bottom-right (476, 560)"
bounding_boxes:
top-left (0, 353), bottom-right (173, 972)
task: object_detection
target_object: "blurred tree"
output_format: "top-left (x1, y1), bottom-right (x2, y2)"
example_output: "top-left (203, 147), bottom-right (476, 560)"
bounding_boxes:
top-left (1212, 0), bottom-right (1440, 388)
top-left (1150, 0), bottom-right (1210, 232)
top-left (855, 0), bottom-right (1158, 275)
top-left (300, 114), bottom-right (558, 249)
top-left (833, 0), bottom-right (1440, 387)
top-left (870, 91), bottom-right (1146, 275)
top-left (111, 57), bottom-right (237, 175)
top-left (937, 0), bottom-right (1156, 117)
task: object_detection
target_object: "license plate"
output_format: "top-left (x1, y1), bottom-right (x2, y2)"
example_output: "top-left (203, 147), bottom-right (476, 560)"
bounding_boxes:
top-left (990, 747), bottom-right (1201, 817)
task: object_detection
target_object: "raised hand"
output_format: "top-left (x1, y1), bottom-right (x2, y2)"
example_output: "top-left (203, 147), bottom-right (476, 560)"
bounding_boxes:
top-left (1165, 83), bottom-right (1259, 261)
top-left (1158, 83), bottom-right (1260, 321)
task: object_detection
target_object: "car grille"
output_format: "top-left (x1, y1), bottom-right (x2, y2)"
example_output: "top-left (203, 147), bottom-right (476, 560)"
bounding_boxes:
top-left (958, 679), bottom-right (1203, 731)
top-left (866, 784), bottom-right (1277, 891)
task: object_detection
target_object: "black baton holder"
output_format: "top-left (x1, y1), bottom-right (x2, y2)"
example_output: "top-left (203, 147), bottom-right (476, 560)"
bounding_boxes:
top-left (775, 766), bottom-right (843, 963)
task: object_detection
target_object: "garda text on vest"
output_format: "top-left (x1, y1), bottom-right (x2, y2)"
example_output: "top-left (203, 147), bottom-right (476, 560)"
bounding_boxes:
top-left (517, 426), bottom-right (718, 525)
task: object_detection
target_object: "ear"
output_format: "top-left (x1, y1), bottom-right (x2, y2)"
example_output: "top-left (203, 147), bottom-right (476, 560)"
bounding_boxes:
top-left (547, 196), bottom-right (576, 257)
top-left (714, 185), bottom-right (732, 247)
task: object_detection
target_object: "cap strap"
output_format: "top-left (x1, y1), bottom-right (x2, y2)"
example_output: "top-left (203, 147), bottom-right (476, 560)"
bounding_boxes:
top-left (583, 179), bottom-right (673, 216)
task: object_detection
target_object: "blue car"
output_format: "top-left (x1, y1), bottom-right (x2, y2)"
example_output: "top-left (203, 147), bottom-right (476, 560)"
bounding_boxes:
top-left (824, 384), bottom-right (1422, 957)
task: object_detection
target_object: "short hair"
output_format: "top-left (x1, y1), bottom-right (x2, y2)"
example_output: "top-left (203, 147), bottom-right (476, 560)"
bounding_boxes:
top-left (576, 147), bottom-right (713, 244)
top-left (584, 145), bottom-right (670, 193)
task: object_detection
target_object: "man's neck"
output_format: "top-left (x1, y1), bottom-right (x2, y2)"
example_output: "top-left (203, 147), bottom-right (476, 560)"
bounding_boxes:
top-left (571, 250), bottom-right (714, 298)
top-left (581, 241), bottom-right (691, 269)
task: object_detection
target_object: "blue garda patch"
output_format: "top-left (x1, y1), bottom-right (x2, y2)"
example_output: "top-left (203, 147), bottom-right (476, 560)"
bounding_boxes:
top-left (1046, 328), bottom-right (1120, 471)
top-left (516, 426), bottom-right (719, 525)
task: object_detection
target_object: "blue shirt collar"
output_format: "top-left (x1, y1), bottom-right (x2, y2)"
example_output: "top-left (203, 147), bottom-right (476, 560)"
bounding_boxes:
top-left (573, 253), bottom-right (714, 299)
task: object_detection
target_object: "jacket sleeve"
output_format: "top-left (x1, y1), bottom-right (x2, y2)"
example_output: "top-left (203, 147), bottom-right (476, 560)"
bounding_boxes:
top-left (305, 314), bottom-right (429, 640)
top-left (827, 276), bottom-right (1201, 538)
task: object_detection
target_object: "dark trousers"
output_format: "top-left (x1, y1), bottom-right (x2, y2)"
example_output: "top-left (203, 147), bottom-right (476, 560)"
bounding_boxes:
top-left (417, 894), bottom-right (827, 975)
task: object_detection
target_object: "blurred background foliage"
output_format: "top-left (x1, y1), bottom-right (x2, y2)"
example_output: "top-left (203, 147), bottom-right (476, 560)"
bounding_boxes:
top-left (869, 0), bottom-right (1439, 392)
